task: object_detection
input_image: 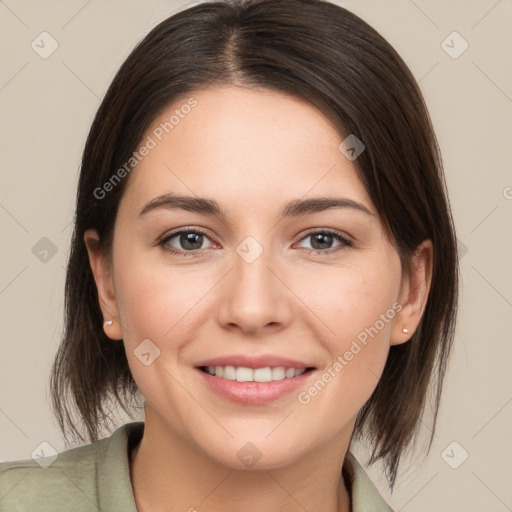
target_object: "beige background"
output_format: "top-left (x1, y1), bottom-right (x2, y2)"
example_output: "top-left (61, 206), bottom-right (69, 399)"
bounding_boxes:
top-left (1, 0), bottom-right (511, 510)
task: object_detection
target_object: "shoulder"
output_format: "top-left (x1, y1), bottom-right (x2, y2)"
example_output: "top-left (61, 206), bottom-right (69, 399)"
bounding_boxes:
top-left (343, 451), bottom-right (395, 512)
top-left (0, 422), bottom-right (143, 512)
top-left (0, 439), bottom-right (100, 511)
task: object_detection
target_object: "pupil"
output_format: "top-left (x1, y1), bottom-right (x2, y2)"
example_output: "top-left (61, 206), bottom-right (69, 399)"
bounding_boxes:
top-left (312, 233), bottom-right (332, 250)
top-left (181, 232), bottom-right (203, 250)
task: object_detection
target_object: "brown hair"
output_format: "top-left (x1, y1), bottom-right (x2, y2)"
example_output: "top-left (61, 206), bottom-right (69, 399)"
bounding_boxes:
top-left (50, 0), bottom-right (458, 489)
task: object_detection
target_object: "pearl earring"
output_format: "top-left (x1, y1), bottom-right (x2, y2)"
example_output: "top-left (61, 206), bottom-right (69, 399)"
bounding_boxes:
top-left (402, 327), bottom-right (409, 334)
top-left (104, 320), bottom-right (113, 326)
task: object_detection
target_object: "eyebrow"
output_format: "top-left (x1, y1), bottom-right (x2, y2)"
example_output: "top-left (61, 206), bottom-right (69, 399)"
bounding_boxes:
top-left (137, 193), bottom-right (374, 220)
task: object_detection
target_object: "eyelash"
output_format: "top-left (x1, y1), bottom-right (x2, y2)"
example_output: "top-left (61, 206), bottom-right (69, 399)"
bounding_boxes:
top-left (157, 227), bottom-right (353, 257)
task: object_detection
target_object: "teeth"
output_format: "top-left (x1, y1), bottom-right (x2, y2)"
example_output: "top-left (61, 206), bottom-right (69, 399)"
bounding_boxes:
top-left (223, 365), bottom-right (236, 380)
top-left (271, 367), bottom-right (286, 380)
top-left (236, 367), bottom-right (253, 382)
top-left (203, 365), bottom-right (307, 382)
top-left (254, 367), bottom-right (272, 382)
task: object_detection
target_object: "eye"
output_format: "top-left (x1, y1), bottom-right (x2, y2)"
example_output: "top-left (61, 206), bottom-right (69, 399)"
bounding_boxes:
top-left (157, 227), bottom-right (352, 256)
top-left (296, 229), bottom-right (352, 253)
top-left (158, 228), bottom-right (215, 255)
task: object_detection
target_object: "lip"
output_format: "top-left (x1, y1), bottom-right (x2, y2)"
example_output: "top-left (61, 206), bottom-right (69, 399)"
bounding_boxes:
top-left (194, 355), bottom-right (316, 405)
top-left (196, 368), bottom-right (315, 405)
top-left (194, 354), bottom-right (313, 369)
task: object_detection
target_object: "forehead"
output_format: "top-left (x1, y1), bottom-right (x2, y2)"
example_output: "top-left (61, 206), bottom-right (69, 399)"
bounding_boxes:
top-left (120, 85), bottom-right (374, 216)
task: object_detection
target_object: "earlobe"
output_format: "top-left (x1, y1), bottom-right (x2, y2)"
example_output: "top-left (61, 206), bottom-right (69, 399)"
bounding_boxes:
top-left (83, 229), bottom-right (123, 340)
top-left (390, 240), bottom-right (433, 346)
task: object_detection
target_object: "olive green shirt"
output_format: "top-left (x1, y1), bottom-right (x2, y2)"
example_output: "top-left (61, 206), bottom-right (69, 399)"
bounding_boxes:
top-left (0, 422), bottom-right (394, 511)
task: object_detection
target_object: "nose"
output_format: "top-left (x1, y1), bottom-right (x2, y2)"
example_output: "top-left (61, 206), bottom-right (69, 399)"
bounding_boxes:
top-left (215, 245), bottom-right (294, 337)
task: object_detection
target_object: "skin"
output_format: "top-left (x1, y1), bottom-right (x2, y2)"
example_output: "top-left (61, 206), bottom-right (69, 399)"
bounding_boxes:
top-left (85, 85), bottom-right (432, 512)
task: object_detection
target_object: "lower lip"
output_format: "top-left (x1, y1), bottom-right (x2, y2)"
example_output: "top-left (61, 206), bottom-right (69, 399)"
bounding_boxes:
top-left (195, 368), bottom-right (315, 405)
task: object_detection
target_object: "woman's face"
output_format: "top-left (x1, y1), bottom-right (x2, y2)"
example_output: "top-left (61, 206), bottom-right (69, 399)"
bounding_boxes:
top-left (86, 85), bottom-right (424, 469)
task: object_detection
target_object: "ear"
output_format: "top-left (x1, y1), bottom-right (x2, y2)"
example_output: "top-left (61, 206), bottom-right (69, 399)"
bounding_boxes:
top-left (391, 239), bottom-right (433, 346)
top-left (84, 229), bottom-right (123, 340)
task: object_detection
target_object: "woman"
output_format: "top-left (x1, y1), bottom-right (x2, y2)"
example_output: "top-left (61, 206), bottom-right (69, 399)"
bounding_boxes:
top-left (0, 0), bottom-right (458, 510)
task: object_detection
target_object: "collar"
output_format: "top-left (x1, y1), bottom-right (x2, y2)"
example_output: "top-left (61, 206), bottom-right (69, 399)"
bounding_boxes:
top-left (343, 451), bottom-right (394, 511)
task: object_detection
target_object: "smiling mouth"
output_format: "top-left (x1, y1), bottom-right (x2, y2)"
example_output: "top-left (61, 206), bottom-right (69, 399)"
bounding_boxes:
top-left (198, 365), bottom-right (316, 382)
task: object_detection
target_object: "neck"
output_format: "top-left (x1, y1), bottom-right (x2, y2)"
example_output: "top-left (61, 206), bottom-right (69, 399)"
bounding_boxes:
top-left (130, 409), bottom-right (353, 512)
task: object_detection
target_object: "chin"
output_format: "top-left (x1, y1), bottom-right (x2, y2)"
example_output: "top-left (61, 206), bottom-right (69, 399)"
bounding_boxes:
top-left (198, 436), bottom-right (307, 472)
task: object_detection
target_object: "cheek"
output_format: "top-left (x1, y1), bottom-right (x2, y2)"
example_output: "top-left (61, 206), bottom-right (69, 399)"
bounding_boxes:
top-left (292, 258), bottom-right (400, 368)
top-left (112, 256), bottom-right (216, 405)
top-left (115, 262), bottom-right (215, 345)
top-left (301, 260), bottom-right (398, 326)
top-left (294, 265), bottom-right (400, 426)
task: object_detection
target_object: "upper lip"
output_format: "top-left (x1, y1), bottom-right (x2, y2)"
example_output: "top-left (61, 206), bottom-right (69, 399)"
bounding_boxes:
top-left (195, 354), bottom-right (315, 370)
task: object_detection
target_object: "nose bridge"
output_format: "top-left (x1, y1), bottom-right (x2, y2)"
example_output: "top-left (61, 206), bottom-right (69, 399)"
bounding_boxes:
top-left (232, 237), bottom-right (277, 309)
top-left (235, 243), bottom-right (273, 294)
top-left (216, 235), bottom-right (292, 333)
